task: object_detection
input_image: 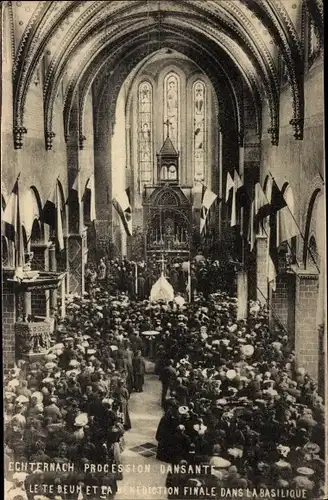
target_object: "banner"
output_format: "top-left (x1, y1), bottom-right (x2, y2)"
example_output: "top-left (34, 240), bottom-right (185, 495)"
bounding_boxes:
top-left (200, 186), bottom-right (218, 233)
top-left (112, 187), bottom-right (132, 236)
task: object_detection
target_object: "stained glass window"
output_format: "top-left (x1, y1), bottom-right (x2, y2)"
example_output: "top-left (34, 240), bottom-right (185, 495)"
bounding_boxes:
top-left (138, 81), bottom-right (153, 185)
top-left (193, 80), bottom-right (206, 182)
top-left (164, 73), bottom-right (180, 150)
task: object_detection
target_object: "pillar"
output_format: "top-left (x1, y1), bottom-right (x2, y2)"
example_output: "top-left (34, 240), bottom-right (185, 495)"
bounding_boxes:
top-left (256, 235), bottom-right (268, 304)
top-left (238, 139), bottom-right (248, 315)
top-left (237, 270), bottom-right (248, 320)
top-left (94, 111), bottom-right (113, 252)
top-left (49, 245), bottom-right (57, 311)
top-left (294, 268), bottom-right (319, 381)
top-left (30, 242), bottom-right (50, 318)
top-left (271, 271), bottom-right (296, 340)
top-left (67, 229), bottom-right (87, 295)
top-left (24, 292), bottom-right (32, 317)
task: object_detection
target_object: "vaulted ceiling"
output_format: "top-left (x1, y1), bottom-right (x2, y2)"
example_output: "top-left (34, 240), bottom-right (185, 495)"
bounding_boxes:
top-left (4, 0), bottom-right (324, 149)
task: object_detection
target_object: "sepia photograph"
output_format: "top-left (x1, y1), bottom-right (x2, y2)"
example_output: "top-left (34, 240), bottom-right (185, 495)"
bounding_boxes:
top-left (1, 1), bottom-right (326, 500)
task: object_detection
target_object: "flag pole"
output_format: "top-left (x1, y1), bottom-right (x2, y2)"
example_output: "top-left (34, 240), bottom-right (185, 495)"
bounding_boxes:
top-left (268, 171), bottom-right (320, 273)
top-left (135, 262), bottom-right (138, 298)
top-left (188, 261), bottom-right (192, 302)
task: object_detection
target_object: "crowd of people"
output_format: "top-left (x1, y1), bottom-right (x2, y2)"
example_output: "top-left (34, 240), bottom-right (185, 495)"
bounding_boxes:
top-left (153, 296), bottom-right (325, 497)
top-left (3, 256), bottom-right (326, 500)
top-left (85, 255), bottom-right (236, 300)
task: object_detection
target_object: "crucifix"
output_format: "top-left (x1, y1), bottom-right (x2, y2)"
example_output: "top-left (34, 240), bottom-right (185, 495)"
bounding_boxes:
top-left (157, 253), bottom-right (167, 275)
top-left (164, 118), bottom-right (171, 138)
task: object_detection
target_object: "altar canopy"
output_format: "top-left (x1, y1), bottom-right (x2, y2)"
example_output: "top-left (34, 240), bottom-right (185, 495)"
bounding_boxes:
top-left (150, 273), bottom-right (174, 302)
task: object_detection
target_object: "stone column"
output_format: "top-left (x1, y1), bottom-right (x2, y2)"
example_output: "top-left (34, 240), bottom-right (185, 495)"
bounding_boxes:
top-left (94, 113), bottom-right (113, 252)
top-left (256, 235), bottom-right (268, 304)
top-left (67, 228), bottom-right (87, 295)
top-left (30, 242), bottom-right (51, 318)
top-left (49, 245), bottom-right (57, 311)
top-left (23, 292), bottom-right (32, 317)
top-left (294, 267), bottom-right (319, 382)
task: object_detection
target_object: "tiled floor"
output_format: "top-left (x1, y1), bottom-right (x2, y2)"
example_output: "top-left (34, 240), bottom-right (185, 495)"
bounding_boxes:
top-left (116, 368), bottom-right (168, 500)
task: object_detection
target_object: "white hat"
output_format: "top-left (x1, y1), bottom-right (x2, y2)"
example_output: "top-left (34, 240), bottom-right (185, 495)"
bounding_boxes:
top-left (296, 467), bottom-right (315, 476)
top-left (45, 353), bottom-right (57, 361)
top-left (74, 413), bottom-right (88, 427)
top-left (45, 362), bottom-right (57, 370)
top-left (13, 472), bottom-right (28, 482)
top-left (210, 456), bottom-right (231, 468)
top-left (226, 369), bottom-right (237, 380)
top-left (15, 395), bottom-right (29, 404)
top-left (31, 391), bottom-right (43, 402)
top-left (178, 406), bottom-right (189, 415)
top-left (8, 378), bottom-right (20, 388)
top-left (69, 359), bottom-right (80, 367)
top-left (241, 344), bottom-right (254, 357)
top-left (275, 460), bottom-right (291, 469)
top-left (228, 448), bottom-right (243, 458)
top-left (102, 398), bottom-right (114, 406)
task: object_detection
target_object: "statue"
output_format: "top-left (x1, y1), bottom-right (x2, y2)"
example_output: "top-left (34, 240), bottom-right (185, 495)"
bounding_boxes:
top-left (98, 258), bottom-right (107, 280)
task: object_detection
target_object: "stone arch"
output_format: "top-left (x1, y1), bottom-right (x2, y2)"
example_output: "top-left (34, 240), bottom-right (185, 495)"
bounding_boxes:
top-left (30, 219), bottom-right (42, 244)
top-left (303, 188), bottom-right (322, 268)
top-left (1, 195), bottom-right (10, 267)
top-left (301, 187), bottom-right (325, 395)
top-left (90, 37), bottom-right (244, 144)
top-left (1, 235), bottom-right (9, 267)
top-left (21, 186), bottom-right (44, 243)
top-left (280, 182), bottom-right (297, 262)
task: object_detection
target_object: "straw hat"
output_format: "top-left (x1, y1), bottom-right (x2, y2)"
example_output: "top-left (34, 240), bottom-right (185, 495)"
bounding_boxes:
top-left (210, 456), bottom-right (231, 468)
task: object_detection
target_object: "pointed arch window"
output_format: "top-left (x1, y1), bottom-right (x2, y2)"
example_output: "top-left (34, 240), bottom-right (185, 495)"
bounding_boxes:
top-left (193, 80), bottom-right (206, 182)
top-left (138, 81), bottom-right (153, 185)
top-left (164, 72), bottom-right (180, 151)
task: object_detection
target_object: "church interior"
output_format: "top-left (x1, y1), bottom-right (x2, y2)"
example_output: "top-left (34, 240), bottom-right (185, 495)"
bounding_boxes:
top-left (1, 1), bottom-right (326, 498)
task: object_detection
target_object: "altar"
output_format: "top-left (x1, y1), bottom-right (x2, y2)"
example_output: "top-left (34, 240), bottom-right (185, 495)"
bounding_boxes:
top-left (142, 133), bottom-right (193, 261)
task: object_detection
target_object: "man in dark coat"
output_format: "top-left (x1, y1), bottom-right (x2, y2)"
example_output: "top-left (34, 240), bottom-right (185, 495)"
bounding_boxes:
top-left (156, 408), bottom-right (179, 463)
top-left (159, 359), bottom-right (177, 408)
top-left (127, 272), bottom-right (135, 299)
top-left (137, 273), bottom-right (146, 300)
top-left (132, 350), bottom-right (146, 392)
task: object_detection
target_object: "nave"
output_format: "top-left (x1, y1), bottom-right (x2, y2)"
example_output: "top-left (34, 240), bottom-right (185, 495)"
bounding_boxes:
top-left (4, 261), bottom-right (326, 500)
top-left (115, 371), bottom-right (166, 500)
top-left (1, 1), bottom-right (326, 498)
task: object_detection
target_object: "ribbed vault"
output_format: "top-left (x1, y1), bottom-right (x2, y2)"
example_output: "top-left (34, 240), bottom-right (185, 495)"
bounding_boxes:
top-left (6, 0), bottom-right (323, 148)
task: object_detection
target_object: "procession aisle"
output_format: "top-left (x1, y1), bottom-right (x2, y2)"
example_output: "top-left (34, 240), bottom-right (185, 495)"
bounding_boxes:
top-left (116, 365), bottom-right (167, 500)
